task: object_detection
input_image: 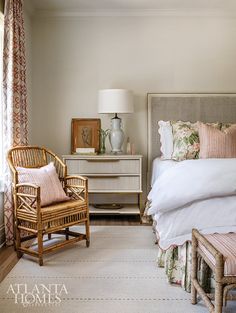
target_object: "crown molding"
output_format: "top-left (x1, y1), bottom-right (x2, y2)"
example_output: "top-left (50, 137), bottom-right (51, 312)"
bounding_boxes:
top-left (34, 8), bottom-right (236, 18)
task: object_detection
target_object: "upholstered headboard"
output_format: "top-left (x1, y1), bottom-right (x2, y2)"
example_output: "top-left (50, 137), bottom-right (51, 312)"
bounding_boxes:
top-left (147, 93), bottom-right (236, 173)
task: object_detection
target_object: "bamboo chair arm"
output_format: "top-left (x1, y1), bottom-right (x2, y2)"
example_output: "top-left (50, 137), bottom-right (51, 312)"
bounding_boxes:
top-left (65, 175), bottom-right (87, 182)
top-left (14, 184), bottom-right (41, 216)
top-left (15, 183), bottom-right (40, 190)
top-left (64, 176), bottom-right (88, 201)
top-left (65, 176), bottom-right (88, 189)
top-left (15, 183), bottom-right (40, 199)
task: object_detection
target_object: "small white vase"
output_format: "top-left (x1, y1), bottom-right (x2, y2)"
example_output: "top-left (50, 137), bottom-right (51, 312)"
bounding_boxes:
top-left (109, 118), bottom-right (124, 153)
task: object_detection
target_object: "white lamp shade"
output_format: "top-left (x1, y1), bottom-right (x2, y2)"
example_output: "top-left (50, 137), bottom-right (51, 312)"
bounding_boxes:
top-left (98, 89), bottom-right (134, 114)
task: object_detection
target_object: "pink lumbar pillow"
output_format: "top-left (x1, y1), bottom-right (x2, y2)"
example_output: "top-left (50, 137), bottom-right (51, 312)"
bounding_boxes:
top-left (198, 122), bottom-right (236, 158)
top-left (16, 162), bottom-right (69, 206)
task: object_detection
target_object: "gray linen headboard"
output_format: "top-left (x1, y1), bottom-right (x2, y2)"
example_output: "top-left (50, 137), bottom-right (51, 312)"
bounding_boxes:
top-left (147, 93), bottom-right (236, 174)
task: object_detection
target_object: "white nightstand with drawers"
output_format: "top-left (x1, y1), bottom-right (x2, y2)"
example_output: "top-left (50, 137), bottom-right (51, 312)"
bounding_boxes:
top-left (62, 154), bottom-right (143, 216)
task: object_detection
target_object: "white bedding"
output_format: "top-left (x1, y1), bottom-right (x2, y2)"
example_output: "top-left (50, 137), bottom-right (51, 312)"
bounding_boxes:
top-left (148, 158), bottom-right (236, 250)
top-left (151, 157), bottom-right (177, 186)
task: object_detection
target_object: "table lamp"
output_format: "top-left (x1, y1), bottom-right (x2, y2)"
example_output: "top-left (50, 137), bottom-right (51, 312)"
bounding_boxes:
top-left (98, 89), bottom-right (134, 153)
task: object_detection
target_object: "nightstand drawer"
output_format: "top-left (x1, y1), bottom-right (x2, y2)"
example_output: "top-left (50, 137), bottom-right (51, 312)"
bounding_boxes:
top-left (63, 154), bottom-right (143, 216)
top-left (66, 159), bottom-right (140, 175)
top-left (88, 176), bottom-right (141, 192)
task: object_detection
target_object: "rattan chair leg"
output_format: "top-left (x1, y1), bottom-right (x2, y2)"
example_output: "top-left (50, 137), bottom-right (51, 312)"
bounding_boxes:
top-left (48, 234), bottom-right (51, 240)
top-left (86, 220), bottom-right (90, 247)
top-left (65, 227), bottom-right (69, 240)
top-left (38, 231), bottom-right (44, 266)
top-left (215, 282), bottom-right (223, 313)
top-left (15, 221), bottom-right (21, 257)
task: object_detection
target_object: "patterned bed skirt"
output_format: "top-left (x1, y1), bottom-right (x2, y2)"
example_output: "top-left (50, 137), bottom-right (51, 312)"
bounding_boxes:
top-left (146, 205), bottom-right (213, 293)
top-left (157, 241), bottom-right (212, 293)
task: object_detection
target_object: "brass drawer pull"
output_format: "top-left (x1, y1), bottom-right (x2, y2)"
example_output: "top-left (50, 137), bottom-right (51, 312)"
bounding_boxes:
top-left (86, 159), bottom-right (119, 162)
top-left (88, 176), bottom-right (119, 178)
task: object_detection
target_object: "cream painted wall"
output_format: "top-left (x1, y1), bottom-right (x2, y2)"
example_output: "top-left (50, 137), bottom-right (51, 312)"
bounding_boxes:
top-left (31, 15), bottom-right (236, 196)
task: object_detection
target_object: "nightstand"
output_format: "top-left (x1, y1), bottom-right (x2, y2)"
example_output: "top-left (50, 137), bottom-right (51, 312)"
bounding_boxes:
top-left (62, 154), bottom-right (143, 216)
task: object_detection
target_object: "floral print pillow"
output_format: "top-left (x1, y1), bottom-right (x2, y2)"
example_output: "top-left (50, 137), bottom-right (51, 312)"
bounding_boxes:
top-left (171, 121), bottom-right (200, 161)
top-left (171, 121), bottom-right (221, 161)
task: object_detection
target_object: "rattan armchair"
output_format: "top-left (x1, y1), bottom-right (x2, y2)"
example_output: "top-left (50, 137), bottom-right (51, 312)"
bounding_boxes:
top-left (7, 146), bottom-right (90, 266)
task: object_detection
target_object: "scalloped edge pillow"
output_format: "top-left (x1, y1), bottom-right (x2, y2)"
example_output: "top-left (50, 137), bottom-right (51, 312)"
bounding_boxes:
top-left (158, 121), bottom-right (173, 159)
top-left (16, 162), bottom-right (69, 207)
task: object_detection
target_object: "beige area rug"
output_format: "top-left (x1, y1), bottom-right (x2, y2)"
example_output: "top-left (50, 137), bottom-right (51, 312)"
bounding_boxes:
top-left (0, 225), bottom-right (235, 313)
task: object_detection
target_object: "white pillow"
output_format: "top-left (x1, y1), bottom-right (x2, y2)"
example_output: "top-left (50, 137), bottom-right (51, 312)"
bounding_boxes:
top-left (158, 121), bottom-right (173, 159)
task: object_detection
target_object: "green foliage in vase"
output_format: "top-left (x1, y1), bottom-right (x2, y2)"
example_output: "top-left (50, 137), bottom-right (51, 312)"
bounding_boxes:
top-left (99, 129), bottom-right (110, 138)
top-left (98, 129), bottom-right (110, 154)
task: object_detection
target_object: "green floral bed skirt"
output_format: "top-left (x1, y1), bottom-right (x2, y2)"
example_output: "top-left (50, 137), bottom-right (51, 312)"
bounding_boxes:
top-left (157, 242), bottom-right (212, 293)
top-left (146, 204), bottom-right (212, 293)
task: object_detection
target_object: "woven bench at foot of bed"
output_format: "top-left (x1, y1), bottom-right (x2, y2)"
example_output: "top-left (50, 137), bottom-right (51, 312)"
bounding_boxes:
top-left (191, 229), bottom-right (236, 313)
top-left (199, 233), bottom-right (236, 276)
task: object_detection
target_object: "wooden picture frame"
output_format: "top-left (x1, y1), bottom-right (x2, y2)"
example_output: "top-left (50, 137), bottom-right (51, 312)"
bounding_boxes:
top-left (71, 118), bottom-right (101, 154)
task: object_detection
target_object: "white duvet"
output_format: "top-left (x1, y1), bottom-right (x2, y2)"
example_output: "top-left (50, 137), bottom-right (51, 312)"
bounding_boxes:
top-left (147, 158), bottom-right (236, 250)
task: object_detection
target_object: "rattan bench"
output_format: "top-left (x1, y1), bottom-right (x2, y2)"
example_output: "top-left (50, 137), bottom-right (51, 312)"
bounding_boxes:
top-left (191, 229), bottom-right (236, 313)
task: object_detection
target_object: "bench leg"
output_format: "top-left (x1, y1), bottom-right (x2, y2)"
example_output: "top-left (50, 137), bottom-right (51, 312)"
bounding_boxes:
top-left (191, 282), bottom-right (197, 305)
top-left (191, 230), bottom-right (198, 305)
top-left (215, 282), bottom-right (223, 313)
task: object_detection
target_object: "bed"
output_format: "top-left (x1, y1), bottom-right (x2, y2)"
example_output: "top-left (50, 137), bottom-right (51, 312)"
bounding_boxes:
top-left (146, 93), bottom-right (236, 291)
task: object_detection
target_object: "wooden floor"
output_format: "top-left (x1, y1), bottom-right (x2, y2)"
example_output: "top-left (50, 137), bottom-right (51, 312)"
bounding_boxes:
top-left (0, 215), bottom-right (145, 283)
top-left (0, 245), bottom-right (18, 283)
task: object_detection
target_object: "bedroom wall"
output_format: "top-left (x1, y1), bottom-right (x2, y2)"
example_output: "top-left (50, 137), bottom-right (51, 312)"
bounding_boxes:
top-left (30, 13), bottom-right (236, 198)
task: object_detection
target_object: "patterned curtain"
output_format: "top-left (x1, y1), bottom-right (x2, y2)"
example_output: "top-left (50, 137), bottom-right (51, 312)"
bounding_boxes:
top-left (3, 0), bottom-right (28, 245)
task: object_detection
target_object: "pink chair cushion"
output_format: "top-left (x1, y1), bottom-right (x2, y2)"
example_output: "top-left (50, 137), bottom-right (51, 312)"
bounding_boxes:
top-left (199, 233), bottom-right (236, 276)
top-left (17, 162), bottom-right (69, 207)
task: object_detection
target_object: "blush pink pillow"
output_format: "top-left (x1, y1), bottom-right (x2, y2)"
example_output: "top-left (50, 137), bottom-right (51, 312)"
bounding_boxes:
top-left (17, 162), bottom-right (69, 206)
top-left (198, 122), bottom-right (236, 158)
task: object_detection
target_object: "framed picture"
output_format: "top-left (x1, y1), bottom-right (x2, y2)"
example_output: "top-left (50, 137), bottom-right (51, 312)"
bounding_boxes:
top-left (71, 118), bottom-right (101, 154)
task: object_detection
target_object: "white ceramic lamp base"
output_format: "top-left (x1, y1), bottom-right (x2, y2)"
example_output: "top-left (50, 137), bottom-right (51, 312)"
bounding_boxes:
top-left (109, 117), bottom-right (124, 153)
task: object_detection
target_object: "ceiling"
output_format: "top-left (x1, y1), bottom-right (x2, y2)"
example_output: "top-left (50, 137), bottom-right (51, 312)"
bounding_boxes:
top-left (26, 0), bottom-right (236, 12)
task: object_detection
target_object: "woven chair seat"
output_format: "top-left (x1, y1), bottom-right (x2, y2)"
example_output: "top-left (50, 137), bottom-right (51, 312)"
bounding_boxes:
top-left (199, 233), bottom-right (236, 276)
top-left (41, 199), bottom-right (86, 221)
